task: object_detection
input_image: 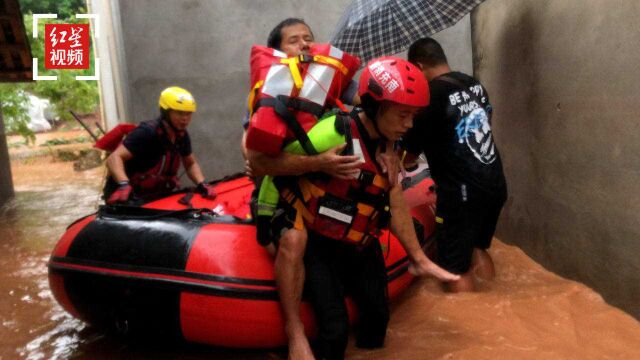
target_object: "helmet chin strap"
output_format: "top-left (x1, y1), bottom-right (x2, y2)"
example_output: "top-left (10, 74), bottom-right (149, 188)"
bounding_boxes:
top-left (360, 95), bottom-right (388, 142)
top-left (371, 112), bottom-right (387, 142)
top-left (161, 110), bottom-right (186, 136)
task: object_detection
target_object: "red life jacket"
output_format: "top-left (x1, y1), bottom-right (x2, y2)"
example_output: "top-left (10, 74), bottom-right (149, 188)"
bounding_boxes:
top-left (281, 116), bottom-right (391, 245)
top-left (245, 43), bottom-right (360, 155)
top-left (126, 120), bottom-right (184, 196)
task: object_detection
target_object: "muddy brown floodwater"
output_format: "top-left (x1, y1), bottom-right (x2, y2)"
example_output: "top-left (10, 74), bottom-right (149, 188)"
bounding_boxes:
top-left (1, 158), bottom-right (639, 359)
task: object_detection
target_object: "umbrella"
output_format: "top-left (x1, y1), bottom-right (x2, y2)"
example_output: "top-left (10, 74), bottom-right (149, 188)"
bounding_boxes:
top-left (331, 0), bottom-right (484, 63)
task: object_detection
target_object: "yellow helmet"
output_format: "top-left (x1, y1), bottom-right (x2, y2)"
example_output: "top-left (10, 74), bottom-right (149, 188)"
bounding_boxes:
top-left (158, 86), bottom-right (197, 112)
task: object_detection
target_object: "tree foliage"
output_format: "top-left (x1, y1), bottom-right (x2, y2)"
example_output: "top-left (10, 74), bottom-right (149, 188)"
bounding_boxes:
top-left (0, 84), bottom-right (34, 143)
top-left (18, 0), bottom-right (86, 21)
top-left (1, 0), bottom-right (99, 140)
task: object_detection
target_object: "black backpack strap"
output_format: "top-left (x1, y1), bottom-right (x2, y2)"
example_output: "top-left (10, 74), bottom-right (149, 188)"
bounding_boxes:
top-left (333, 110), bottom-right (353, 155)
top-left (255, 97), bottom-right (324, 118)
top-left (272, 95), bottom-right (318, 155)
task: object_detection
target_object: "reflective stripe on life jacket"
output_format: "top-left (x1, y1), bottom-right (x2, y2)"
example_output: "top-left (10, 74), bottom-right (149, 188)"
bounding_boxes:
top-left (281, 114), bottom-right (391, 245)
top-left (245, 43), bottom-right (360, 156)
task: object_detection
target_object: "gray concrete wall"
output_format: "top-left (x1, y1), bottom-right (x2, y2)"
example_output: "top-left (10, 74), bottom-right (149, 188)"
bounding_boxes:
top-left (472, 0), bottom-right (640, 318)
top-left (0, 104), bottom-right (14, 206)
top-left (116, 0), bottom-right (352, 178)
top-left (113, 0), bottom-right (473, 179)
top-left (433, 14), bottom-right (473, 76)
top-left (391, 14), bottom-right (473, 76)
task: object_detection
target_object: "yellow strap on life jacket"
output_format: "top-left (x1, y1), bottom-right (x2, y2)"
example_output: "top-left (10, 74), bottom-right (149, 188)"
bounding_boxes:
top-left (280, 57), bottom-right (305, 89)
top-left (373, 174), bottom-right (389, 189)
top-left (357, 202), bottom-right (375, 217)
top-left (347, 229), bottom-right (364, 242)
top-left (247, 80), bottom-right (264, 118)
top-left (280, 54), bottom-right (350, 90)
top-left (313, 55), bottom-right (349, 76)
top-left (299, 178), bottom-right (326, 202)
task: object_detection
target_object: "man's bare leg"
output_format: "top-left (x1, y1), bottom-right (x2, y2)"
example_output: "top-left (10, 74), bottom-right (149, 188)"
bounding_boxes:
top-left (275, 228), bottom-right (314, 360)
top-left (443, 248), bottom-right (495, 292)
top-left (445, 272), bottom-right (475, 292)
top-left (471, 248), bottom-right (495, 280)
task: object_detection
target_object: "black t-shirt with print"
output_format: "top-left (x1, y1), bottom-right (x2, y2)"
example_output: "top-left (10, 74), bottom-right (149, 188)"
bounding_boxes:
top-left (403, 72), bottom-right (506, 202)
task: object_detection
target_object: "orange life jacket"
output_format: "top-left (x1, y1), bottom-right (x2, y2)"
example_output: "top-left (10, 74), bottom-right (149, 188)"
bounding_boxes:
top-left (281, 115), bottom-right (390, 246)
top-left (245, 43), bottom-right (360, 155)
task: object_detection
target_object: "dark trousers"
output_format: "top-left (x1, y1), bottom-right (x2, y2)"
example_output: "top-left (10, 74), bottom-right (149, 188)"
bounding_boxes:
top-left (304, 234), bottom-right (390, 360)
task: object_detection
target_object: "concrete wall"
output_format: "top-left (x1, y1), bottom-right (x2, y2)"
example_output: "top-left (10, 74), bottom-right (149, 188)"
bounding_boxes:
top-left (0, 104), bottom-right (14, 205)
top-left (112, 0), bottom-right (473, 179)
top-left (89, 0), bottom-right (131, 130)
top-left (115, 0), bottom-right (351, 177)
top-left (433, 14), bottom-right (473, 76)
top-left (472, 0), bottom-right (640, 318)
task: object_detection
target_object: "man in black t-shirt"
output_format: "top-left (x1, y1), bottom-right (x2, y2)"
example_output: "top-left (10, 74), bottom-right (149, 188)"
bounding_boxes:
top-left (104, 87), bottom-right (216, 204)
top-left (403, 38), bottom-right (507, 292)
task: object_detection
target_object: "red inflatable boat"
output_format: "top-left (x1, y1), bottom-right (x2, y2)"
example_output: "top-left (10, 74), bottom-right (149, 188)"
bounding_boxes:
top-left (48, 170), bottom-right (436, 348)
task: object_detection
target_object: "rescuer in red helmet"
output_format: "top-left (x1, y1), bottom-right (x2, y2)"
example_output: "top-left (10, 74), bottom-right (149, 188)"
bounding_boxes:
top-left (270, 56), bottom-right (460, 359)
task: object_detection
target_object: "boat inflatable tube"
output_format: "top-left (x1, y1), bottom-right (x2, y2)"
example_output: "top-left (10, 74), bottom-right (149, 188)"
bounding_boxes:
top-left (48, 171), bottom-right (436, 348)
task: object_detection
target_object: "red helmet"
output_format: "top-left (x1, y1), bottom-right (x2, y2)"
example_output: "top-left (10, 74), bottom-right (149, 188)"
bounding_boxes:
top-left (358, 56), bottom-right (429, 107)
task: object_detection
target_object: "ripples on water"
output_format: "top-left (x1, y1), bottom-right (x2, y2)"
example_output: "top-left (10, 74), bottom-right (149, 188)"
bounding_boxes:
top-left (0, 163), bottom-right (101, 359)
top-left (0, 162), bottom-right (274, 359)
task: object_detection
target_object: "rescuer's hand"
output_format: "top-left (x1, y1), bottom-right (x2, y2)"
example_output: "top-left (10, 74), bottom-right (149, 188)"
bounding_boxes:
top-left (107, 181), bottom-right (133, 205)
top-left (408, 255), bottom-right (461, 282)
top-left (316, 144), bottom-right (362, 180)
top-left (197, 182), bottom-right (217, 199)
top-left (375, 141), bottom-right (400, 186)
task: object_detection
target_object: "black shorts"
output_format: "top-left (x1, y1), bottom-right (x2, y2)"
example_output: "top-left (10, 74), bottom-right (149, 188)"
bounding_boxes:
top-left (434, 187), bottom-right (506, 274)
top-left (262, 198), bottom-right (301, 246)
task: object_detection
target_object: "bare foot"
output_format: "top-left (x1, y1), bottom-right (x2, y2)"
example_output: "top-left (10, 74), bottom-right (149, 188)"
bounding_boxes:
top-left (408, 256), bottom-right (460, 282)
top-left (286, 324), bottom-right (315, 360)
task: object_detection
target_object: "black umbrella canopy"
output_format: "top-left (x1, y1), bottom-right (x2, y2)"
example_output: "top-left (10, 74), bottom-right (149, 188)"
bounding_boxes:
top-left (331, 0), bottom-right (484, 63)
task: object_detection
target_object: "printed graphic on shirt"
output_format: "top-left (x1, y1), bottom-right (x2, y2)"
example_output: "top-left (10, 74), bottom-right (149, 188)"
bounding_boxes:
top-left (449, 87), bottom-right (496, 165)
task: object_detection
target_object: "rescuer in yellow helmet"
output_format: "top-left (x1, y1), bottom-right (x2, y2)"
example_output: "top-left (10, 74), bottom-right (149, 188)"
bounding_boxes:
top-left (104, 86), bottom-right (216, 204)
